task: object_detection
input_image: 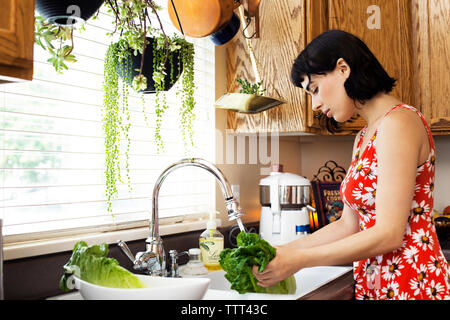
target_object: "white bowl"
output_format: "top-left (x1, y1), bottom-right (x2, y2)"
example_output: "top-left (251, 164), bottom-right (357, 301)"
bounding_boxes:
top-left (74, 274), bottom-right (211, 300)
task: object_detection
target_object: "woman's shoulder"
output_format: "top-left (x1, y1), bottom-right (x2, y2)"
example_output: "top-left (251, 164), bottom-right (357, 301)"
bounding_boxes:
top-left (376, 104), bottom-right (428, 155)
top-left (378, 104), bottom-right (425, 136)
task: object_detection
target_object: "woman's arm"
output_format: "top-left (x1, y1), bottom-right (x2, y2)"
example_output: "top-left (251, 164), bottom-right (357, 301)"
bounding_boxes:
top-left (254, 110), bottom-right (422, 287)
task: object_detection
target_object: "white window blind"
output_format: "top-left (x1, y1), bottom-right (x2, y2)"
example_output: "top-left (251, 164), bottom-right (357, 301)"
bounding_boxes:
top-left (0, 5), bottom-right (216, 239)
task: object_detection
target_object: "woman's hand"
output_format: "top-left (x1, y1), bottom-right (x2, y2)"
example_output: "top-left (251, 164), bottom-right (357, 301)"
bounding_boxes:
top-left (252, 245), bottom-right (302, 288)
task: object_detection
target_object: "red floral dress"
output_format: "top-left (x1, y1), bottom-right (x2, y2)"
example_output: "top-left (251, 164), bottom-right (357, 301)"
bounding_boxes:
top-left (340, 104), bottom-right (450, 300)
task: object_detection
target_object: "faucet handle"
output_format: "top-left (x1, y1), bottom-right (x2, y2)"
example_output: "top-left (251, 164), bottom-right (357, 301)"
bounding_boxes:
top-left (117, 240), bottom-right (136, 264)
top-left (168, 250), bottom-right (189, 278)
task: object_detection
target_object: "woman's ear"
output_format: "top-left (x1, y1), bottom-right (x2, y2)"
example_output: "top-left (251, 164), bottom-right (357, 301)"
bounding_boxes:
top-left (336, 58), bottom-right (351, 79)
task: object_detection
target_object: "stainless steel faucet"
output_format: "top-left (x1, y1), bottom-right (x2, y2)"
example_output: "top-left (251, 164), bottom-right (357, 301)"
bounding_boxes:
top-left (118, 158), bottom-right (245, 276)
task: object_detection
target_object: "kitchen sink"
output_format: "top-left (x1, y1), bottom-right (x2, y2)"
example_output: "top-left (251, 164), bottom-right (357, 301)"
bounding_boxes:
top-left (49, 265), bottom-right (352, 300)
top-left (202, 266), bottom-right (352, 300)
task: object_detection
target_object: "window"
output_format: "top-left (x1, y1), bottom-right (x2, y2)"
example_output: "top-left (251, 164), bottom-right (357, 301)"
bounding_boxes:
top-left (0, 7), bottom-right (216, 240)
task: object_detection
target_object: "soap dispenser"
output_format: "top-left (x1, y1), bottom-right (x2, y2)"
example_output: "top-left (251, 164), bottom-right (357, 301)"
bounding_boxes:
top-left (199, 211), bottom-right (224, 271)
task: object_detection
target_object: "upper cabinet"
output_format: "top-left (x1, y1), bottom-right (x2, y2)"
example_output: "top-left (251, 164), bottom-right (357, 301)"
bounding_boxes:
top-left (0, 0), bottom-right (35, 83)
top-left (411, 0), bottom-right (450, 133)
top-left (225, 0), bottom-right (450, 135)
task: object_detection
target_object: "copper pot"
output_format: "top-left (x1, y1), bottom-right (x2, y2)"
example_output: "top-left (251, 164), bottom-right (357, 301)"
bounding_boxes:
top-left (168, 0), bottom-right (234, 38)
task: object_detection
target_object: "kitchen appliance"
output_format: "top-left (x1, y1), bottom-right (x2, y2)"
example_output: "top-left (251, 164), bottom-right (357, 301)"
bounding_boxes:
top-left (259, 165), bottom-right (315, 246)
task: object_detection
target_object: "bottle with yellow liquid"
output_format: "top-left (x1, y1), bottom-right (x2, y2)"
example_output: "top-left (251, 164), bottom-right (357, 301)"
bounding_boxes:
top-left (199, 212), bottom-right (224, 271)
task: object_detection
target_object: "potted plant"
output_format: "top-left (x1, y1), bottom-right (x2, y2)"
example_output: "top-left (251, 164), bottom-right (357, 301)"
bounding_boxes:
top-left (102, 0), bottom-right (196, 211)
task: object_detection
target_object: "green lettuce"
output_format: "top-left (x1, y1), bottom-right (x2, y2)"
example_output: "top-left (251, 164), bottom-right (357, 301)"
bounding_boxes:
top-left (219, 232), bottom-right (297, 294)
top-left (60, 241), bottom-right (147, 291)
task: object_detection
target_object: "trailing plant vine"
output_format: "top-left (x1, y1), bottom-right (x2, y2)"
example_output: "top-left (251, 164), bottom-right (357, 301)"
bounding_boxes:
top-left (102, 40), bottom-right (133, 212)
top-left (178, 38), bottom-right (196, 150)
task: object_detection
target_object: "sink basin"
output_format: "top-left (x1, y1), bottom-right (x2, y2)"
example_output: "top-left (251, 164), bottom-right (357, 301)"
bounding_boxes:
top-left (74, 274), bottom-right (211, 300)
top-left (202, 266), bottom-right (352, 300)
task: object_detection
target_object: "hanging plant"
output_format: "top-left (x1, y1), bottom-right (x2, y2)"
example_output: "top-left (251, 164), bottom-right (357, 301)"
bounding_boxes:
top-left (101, 1), bottom-right (196, 212)
top-left (34, 1), bottom-right (197, 212)
top-left (102, 40), bottom-right (134, 212)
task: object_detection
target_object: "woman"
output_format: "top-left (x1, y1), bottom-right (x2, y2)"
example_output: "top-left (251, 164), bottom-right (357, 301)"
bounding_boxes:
top-left (253, 30), bottom-right (450, 300)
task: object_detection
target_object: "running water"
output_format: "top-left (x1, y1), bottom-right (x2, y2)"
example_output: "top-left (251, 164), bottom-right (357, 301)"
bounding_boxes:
top-left (236, 217), bottom-right (247, 233)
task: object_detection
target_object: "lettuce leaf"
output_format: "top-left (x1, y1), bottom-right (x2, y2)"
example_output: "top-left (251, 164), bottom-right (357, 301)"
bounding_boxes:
top-left (60, 241), bottom-right (147, 291)
top-left (219, 232), bottom-right (297, 294)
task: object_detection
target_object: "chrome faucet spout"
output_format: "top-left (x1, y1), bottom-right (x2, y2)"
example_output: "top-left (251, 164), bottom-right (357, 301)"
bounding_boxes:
top-left (119, 158), bottom-right (245, 276)
top-left (151, 158), bottom-right (244, 239)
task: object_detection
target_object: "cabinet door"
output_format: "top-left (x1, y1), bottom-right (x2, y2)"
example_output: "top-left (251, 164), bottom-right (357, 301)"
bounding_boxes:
top-left (0, 0), bottom-right (35, 82)
top-left (412, 0), bottom-right (450, 133)
top-left (225, 0), bottom-right (316, 134)
top-left (308, 0), bottom-right (414, 133)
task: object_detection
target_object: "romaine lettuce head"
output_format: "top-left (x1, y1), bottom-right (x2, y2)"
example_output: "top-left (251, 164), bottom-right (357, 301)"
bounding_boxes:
top-left (219, 232), bottom-right (296, 294)
top-left (60, 241), bottom-right (147, 291)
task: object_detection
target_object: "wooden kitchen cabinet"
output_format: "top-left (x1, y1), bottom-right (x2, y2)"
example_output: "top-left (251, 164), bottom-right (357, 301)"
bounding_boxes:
top-left (411, 0), bottom-right (450, 134)
top-left (226, 0), bottom-right (449, 135)
top-left (0, 0), bottom-right (35, 83)
top-left (225, 0), bottom-right (313, 134)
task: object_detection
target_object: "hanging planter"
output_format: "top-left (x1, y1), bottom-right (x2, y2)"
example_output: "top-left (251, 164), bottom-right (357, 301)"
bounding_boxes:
top-left (117, 37), bottom-right (184, 94)
top-left (35, 0), bottom-right (105, 26)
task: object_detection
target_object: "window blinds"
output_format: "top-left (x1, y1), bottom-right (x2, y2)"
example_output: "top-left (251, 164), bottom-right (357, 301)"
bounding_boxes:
top-left (0, 6), bottom-right (216, 238)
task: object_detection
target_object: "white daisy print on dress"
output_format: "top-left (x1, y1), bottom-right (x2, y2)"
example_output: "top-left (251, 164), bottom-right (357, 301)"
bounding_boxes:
top-left (381, 281), bottom-right (399, 299)
top-left (413, 228), bottom-right (434, 251)
top-left (423, 177), bottom-right (434, 199)
top-left (427, 256), bottom-right (442, 277)
top-left (362, 182), bottom-right (377, 206)
top-left (365, 160), bottom-right (378, 181)
top-left (357, 208), bottom-right (373, 224)
top-left (410, 200), bottom-right (430, 223)
top-left (382, 256), bottom-right (405, 281)
top-left (409, 264), bottom-right (428, 296)
top-left (403, 246), bottom-right (419, 265)
top-left (426, 280), bottom-right (446, 300)
top-left (352, 158), bottom-right (370, 179)
top-left (351, 182), bottom-right (365, 202)
top-left (397, 291), bottom-right (414, 300)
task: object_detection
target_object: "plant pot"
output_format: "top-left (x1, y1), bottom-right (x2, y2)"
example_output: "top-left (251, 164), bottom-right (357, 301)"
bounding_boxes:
top-left (35, 0), bottom-right (105, 26)
top-left (118, 38), bottom-right (184, 94)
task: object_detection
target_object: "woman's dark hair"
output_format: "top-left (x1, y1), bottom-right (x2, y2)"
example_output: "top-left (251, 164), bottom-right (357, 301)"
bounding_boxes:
top-left (292, 29), bottom-right (396, 100)
top-left (291, 30), bottom-right (396, 131)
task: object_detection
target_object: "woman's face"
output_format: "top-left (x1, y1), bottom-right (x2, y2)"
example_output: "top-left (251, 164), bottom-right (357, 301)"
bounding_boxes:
top-left (300, 58), bottom-right (355, 122)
